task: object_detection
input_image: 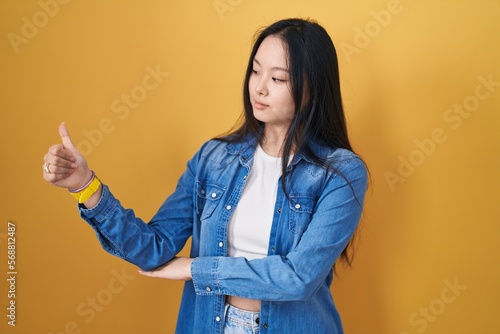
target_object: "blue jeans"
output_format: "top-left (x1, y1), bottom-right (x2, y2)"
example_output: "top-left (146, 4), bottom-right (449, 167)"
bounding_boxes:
top-left (223, 304), bottom-right (260, 334)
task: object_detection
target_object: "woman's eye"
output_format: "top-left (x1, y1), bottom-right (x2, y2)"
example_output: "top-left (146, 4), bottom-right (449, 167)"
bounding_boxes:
top-left (251, 69), bottom-right (259, 75)
top-left (272, 77), bottom-right (286, 83)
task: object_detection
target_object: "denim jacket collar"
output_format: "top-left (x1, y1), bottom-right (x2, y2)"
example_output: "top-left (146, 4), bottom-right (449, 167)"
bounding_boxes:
top-left (225, 132), bottom-right (329, 172)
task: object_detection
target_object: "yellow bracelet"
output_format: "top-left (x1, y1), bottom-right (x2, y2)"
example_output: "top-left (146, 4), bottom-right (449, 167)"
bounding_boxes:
top-left (71, 176), bottom-right (101, 203)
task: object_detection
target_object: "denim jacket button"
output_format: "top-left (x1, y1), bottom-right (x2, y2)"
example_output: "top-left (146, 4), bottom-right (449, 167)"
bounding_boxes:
top-left (211, 192), bottom-right (217, 198)
top-left (205, 286), bottom-right (212, 292)
top-left (215, 316), bottom-right (221, 322)
top-left (226, 205), bottom-right (232, 210)
top-left (218, 242), bottom-right (224, 247)
top-left (295, 203), bottom-right (301, 209)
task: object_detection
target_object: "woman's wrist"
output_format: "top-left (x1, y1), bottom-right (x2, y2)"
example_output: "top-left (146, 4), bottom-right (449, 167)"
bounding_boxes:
top-left (68, 170), bottom-right (102, 205)
top-left (69, 170), bottom-right (95, 193)
top-left (82, 183), bottom-right (103, 209)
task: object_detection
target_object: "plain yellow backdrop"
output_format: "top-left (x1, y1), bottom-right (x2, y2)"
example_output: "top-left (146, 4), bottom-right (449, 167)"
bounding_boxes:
top-left (1, 1), bottom-right (499, 333)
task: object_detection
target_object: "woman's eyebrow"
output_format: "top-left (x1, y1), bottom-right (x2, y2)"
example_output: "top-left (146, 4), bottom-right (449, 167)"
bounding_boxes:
top-left (253, 58), bottom-right (289, 72)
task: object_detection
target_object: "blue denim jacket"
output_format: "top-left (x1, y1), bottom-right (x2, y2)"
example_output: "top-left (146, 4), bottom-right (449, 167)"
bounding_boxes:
top-left (80, 134), bottom-right (368, 334)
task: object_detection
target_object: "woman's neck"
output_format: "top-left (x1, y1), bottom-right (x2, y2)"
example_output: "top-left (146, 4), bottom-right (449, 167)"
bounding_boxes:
top-left (261, 126), bottom-right (294, 157)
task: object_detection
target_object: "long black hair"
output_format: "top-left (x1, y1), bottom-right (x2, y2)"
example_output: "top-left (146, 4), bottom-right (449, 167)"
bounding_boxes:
top-left (219, 18), bottom-right (364, 267)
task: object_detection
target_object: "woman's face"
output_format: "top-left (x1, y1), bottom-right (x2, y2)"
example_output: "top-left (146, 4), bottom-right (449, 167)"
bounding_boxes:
top-left (248, 35), bottom-right (295, 132)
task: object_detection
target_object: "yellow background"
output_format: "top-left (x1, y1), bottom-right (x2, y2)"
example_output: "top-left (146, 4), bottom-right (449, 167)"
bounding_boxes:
top-left (1, 1), bottom-right (499, 333)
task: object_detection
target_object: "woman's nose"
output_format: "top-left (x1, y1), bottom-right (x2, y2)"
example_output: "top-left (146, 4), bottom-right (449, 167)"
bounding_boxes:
top-left (255, 77), bottom-right (268, 96)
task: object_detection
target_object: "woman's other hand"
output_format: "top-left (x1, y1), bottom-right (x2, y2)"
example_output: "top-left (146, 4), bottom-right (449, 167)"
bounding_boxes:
top-left (138, 257), bottom-right (194, 281)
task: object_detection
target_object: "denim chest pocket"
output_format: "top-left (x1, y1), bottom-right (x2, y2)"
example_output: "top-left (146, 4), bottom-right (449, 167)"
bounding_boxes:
top-left (196, 181), bottom-right (226, 221)
top-left (288, 194), bottom-right (316, 235)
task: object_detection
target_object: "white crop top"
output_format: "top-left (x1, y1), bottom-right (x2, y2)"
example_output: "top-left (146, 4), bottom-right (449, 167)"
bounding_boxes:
top-left (227, 145), bottom-right (283, 260)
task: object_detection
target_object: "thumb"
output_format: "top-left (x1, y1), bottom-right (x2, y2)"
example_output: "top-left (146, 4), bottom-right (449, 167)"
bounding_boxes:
top-left (58, 122), bottom-right (76, 149)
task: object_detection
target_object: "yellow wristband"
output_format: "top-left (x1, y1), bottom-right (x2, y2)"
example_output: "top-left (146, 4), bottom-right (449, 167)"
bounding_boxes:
top-left (71, 176), bottom-right (101, 203)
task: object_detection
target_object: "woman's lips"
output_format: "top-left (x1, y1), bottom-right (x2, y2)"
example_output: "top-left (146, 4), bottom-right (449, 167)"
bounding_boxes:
top-left (253, 101), bottom-right (269, 110)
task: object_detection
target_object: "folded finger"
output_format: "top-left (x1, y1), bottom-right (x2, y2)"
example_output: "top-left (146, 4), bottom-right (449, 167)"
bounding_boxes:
top-left (43, 163), bottom-right (75, 175)
top-left (45, 153), bottom-right (77, 170)
top-left (42, 169), bottom-right (71, 183)
top-left (48, 144), bottom-right (76, 162)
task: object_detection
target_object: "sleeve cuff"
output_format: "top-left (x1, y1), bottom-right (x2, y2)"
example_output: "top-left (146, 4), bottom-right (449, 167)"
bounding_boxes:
top-left (191, 257), bottom-right (222, 295)
top-left (78, 184), bottom-right (118, 222)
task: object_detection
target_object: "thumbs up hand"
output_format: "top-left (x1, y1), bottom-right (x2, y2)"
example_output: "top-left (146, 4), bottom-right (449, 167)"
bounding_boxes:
top-left (43, 122), bottom-right (93, 190)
